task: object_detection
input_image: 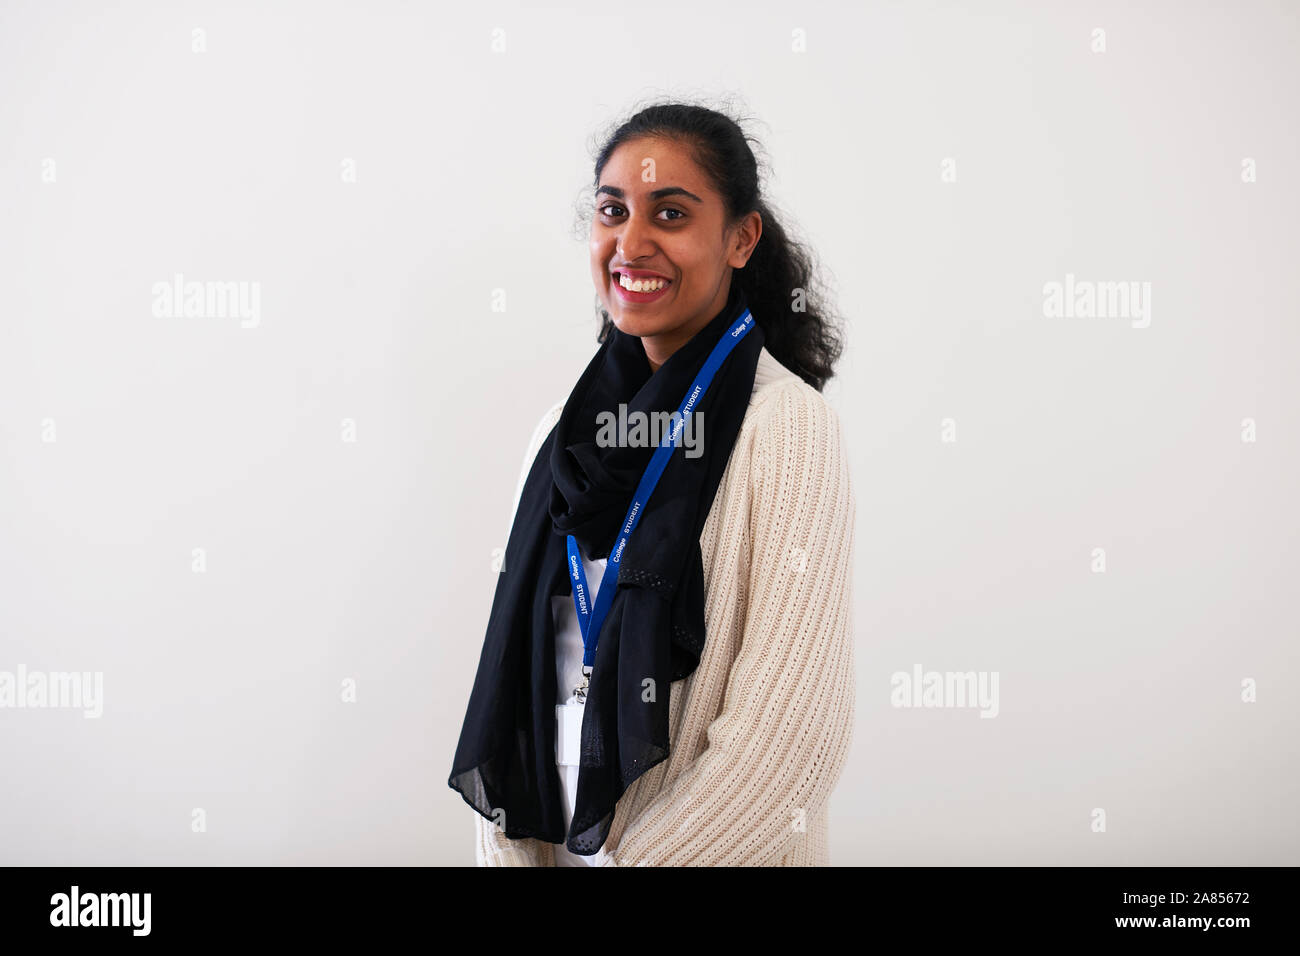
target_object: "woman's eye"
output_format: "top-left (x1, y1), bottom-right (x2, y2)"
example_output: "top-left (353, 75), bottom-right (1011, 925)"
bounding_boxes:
top-left (597, 204), bottom-right (684, 221)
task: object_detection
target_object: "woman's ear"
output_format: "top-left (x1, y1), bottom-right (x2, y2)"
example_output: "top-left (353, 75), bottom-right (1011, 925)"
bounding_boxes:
top-left (728, 210), bottom-right (763, 269)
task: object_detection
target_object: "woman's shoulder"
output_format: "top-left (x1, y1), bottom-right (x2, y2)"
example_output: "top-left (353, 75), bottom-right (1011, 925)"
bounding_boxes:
top-left (535, 399), bottom-right (565, 438)
top-left (521, 400), bottom-right (564, 462)
top-left (740, 349), bottom-right (855, 531)
top-left (744, 347), bottom-right (846, 445)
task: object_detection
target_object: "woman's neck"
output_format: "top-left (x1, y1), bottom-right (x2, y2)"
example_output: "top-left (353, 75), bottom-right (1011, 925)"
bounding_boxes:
top-left (641, 318), bottom-right (707, 374)
top-left (640, 283), bottom-right (734, 374)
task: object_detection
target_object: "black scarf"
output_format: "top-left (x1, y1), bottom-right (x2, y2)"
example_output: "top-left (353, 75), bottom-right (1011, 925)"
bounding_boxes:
top-left (448, 280), bottom-right (764, 856)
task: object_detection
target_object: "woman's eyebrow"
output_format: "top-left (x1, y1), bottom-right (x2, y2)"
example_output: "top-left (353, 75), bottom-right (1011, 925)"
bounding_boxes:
top-left (596, 184), bottom-right (704, 204)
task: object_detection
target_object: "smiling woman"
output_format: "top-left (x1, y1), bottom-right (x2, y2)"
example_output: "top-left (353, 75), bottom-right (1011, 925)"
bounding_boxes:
top-left (591, 146), bottom-right (757, 373)
top-left (587, 105), bottom-right (841, 387)
top-left (448, 99), bottom-right (855, 867)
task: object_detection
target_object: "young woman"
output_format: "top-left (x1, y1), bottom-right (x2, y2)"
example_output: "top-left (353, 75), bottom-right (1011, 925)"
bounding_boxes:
top-left (448, 101), bottom-right (856, 866)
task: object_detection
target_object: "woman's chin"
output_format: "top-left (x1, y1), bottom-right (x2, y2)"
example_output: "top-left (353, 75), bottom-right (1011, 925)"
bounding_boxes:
top-left (609, 313), bottom-right (663, 339)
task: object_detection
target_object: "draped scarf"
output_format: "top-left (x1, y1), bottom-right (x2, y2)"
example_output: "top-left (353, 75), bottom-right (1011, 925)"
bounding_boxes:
top-left (448, 280), bottom-right (763, 856)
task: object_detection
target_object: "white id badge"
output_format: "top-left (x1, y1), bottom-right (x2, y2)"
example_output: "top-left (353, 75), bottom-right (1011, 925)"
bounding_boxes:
top-left (556, 700), bottom-right (584, 767)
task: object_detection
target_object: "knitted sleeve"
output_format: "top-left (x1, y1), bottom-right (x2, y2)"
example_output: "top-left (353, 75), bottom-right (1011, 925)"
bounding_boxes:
top-left (473, 401), bottom-right (564, 867)
top-left (599, 384), bottom-right (857, 866)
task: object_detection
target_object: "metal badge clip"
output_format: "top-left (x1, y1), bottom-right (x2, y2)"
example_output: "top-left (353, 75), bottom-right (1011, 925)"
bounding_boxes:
top-left (573, 666), bottom-right (592, 704)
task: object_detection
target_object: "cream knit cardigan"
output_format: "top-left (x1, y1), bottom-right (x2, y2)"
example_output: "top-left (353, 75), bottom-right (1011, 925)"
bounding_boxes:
top-left (474, 346), bottom-right (856, 866)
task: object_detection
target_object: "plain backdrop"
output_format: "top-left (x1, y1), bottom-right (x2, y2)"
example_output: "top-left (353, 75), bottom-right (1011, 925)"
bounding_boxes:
top-left (1, 0), bottom-right (1297, 865)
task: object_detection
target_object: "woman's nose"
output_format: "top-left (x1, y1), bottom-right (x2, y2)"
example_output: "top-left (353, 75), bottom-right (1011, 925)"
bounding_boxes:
top-left (616, 218), bottom-right (655, 261)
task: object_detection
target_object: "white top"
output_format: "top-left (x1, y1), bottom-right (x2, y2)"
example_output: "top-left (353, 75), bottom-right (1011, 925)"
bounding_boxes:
top-left (550, 546), bottom-right (612, 866)
top-left (476, 346), bottom-right (857, 866)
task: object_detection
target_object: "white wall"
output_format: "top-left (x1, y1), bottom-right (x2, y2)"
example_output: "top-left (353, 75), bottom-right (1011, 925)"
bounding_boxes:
top-left (1, 0), bottom-right (1296, 865)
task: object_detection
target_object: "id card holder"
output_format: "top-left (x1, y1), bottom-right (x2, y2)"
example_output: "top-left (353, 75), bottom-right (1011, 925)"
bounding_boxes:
top-left (555, 698), bottom-right (584, 767)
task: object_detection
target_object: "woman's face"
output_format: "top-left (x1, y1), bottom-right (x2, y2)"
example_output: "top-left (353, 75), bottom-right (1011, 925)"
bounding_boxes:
top-left (589, 135), bottom-right (761, 369)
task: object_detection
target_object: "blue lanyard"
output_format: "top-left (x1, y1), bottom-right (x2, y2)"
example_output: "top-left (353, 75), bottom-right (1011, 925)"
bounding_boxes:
top-left (567, 308), bottom-right (755, 669)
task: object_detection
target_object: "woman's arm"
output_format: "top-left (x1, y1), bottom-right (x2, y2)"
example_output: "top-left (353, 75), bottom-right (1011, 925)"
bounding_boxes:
top-left (472, 401), bottom-right (564, 867)
top-left (597, 384), bottom-right (857, 866)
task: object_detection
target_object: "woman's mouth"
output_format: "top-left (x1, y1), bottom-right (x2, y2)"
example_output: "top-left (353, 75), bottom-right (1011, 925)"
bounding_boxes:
top-left (613, 271), bottom-right (672, 303)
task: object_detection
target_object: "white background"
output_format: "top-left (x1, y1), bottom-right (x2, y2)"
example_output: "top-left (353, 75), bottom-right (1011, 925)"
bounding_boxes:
top-left (1, 0), bottom-right (1296, 865)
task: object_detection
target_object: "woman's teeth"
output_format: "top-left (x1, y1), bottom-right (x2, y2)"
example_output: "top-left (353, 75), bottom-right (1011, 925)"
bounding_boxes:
top-left (618, 274), bottom-right (669, 292)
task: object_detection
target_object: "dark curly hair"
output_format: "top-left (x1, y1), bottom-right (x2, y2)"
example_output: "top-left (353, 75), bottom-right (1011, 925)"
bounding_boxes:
top-left (577, 96), bottom-right (843, 392)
